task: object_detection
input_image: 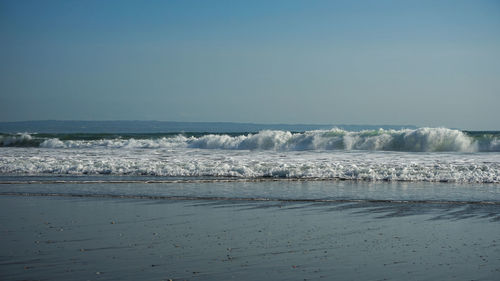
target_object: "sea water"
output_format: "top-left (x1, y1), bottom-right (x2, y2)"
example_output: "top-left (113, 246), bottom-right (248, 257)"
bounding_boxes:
top-left (1, 127), bottom-right (499, 202)
top-left (1, 127), bottom-right (500, 281)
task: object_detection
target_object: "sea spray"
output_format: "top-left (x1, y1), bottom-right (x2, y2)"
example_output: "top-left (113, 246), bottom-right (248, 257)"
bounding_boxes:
top-left (4, 128), bottom-right (496, 152)
top-left (0, 133), bottom-right (33, 147)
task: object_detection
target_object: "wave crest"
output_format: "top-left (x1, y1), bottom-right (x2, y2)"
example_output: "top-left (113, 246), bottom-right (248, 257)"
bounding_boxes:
top-left (2, 128), bottom-right (499, 152)
top-left (0, 133), bottom-right (34, 146)
top-left (184, 128), bottom-right (484, 152)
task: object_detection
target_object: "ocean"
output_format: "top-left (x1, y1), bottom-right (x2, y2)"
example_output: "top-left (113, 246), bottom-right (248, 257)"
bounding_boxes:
top-left (1, 126), bottom-right (499, 202)
top-left (1, 126), bottom-right (500, 280)
top-left (1, 127), bottom-right (499, 181)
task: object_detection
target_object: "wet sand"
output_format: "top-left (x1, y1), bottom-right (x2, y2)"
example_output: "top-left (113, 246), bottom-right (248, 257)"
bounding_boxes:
top-left (1, 195), bottom-right (499, 280)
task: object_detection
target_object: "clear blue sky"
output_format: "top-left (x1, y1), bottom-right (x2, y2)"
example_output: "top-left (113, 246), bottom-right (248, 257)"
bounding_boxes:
top-left (1, 0), bottom-right (499, 130)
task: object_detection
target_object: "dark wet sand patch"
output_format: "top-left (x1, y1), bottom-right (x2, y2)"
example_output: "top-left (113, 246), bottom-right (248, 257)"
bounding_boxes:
top-left (0, 195), bottom-right (499, 280)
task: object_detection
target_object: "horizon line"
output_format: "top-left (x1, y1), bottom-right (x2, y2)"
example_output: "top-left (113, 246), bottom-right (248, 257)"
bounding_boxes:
top-left (0, 119), bottom-right (417, 127)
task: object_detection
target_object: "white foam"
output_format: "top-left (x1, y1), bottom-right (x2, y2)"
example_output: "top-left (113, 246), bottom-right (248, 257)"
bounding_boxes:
top-left (2, 128), bottom-right (499, 183)
top-left (0, 133), bottom-right (33, 146)
top-left (39, 138), bottom-right (66, 148)
top-left (34, 128), bottom-right (494, 152)
top-left (39, 136), bottom-right (187, 149)
top-left (1, 146), bottom-right (499, 183)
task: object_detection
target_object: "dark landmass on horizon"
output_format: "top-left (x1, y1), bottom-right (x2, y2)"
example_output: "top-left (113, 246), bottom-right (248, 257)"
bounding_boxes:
top-left (0, 120), bottom-right (417, 133)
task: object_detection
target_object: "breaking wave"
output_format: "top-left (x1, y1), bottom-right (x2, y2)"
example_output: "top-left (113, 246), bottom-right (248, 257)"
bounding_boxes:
top-left (0, 133), bottom-right (36, 147)
top-left (186, 128), bottom-right (487, 152)
top-left (1, 128), bottom-right (499, 152)
top-left (2, 128), bottom-right (500, 183)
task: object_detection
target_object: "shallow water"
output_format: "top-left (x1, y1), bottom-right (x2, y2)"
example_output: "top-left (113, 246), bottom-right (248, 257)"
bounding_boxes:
top-left (1, 180), bottom-right (499, 204)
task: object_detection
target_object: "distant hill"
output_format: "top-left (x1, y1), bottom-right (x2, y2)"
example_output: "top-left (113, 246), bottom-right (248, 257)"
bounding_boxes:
top-left (0, 120), bottom-right (417, 133)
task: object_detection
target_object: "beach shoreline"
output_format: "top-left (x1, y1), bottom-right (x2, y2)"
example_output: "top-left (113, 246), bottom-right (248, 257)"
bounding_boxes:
top-left (1, 192), bottom-right (499, 280)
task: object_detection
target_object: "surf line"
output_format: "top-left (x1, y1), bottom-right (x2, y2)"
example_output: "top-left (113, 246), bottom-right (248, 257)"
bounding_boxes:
top-left (0, 177), bottom-right (497, 184)
top-left (0, 192), bottom-right (499, 205)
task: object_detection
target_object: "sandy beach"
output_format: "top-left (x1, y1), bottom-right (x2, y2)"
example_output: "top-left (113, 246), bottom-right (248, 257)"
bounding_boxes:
top-left (1, 192), bottom-right (499, 281)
